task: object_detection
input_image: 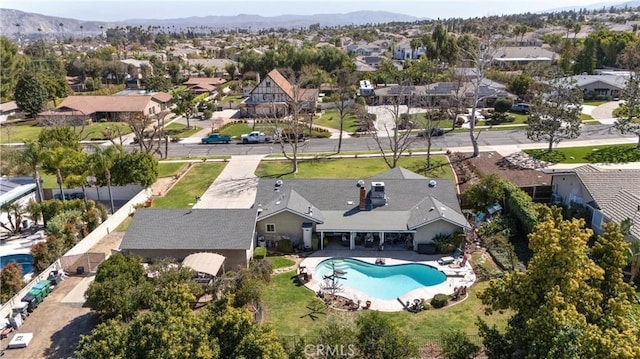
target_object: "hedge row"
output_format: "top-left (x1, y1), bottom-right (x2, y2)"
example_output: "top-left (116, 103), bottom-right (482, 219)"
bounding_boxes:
top-left (502, 181), bottom-right (539, 234)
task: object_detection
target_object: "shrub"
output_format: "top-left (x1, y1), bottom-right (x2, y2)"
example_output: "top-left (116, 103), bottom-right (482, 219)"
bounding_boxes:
top-left (275, 239), bottom-right (293, 253)
top-left (494, 98), bottom-right (513, 113)
top-left (432, 233), bottom-right (455, 253)
top-left (253, 247), bottom-right (267, 259)
top-left (440, 330), bottom-right (481, 359)
top-left (431, 293), bottom-right (449, 308)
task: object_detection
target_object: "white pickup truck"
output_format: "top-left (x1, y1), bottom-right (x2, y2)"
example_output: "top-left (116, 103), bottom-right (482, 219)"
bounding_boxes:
top-left (241, 131), bottom-right (273, 144)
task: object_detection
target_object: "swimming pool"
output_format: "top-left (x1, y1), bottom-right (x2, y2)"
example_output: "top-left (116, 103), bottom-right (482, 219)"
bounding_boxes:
top-left (0, 253), bottom-right (35, 276)
top-left (314, 258), bottom-right (446, 300)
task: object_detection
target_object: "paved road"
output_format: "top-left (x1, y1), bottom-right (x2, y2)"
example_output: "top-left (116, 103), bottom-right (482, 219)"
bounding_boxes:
top-left (141, 124), bottom-right (634, 158)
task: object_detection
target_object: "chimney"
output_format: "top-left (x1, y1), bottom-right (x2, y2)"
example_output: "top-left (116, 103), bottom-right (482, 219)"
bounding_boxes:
top-left (359, 186), bottom-right (366, 210)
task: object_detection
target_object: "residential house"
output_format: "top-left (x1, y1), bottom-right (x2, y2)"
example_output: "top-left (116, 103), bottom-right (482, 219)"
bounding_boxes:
top-left (564, 75), bottom-right (628, 100)
top-left (39, 92), bottom-right (172, 122)
top-left (120, 59), bottom-right (152, 77)
top-left (239, 69), bottom-right (319, 118)
top-left (548, 165), bottom-right (640, 240)
top-left (0, 177), bottom-right (38, 227)
top-left (0, 101), bottom-right (19, 122)
top-left (492, 46), bottom-right (559, 69)
top-left (183, 77), bottom-right (227, 97)
top-left (254, 168), bottom-right (471, 252)
top-left (119, 209), bottom-right (258, 269)
top-left (392, 39), bottom-right (427, 60)
top-left (186, 58), bottom-right (239, 77)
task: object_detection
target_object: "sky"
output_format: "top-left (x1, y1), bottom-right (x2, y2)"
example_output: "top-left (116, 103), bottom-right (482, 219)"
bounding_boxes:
top-left (2, 0), bottom-right (620, 21)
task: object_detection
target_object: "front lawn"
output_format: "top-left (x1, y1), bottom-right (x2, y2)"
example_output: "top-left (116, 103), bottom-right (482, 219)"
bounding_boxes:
top-left (163, 123), bottom-right (201, 138)
top-left (525, 144), bottom-right (640, 163)
top-left (313, 109), bottom-right (360, 133)
top-left (263, 272), bottom-right (509, 339)
top-left (219, 123), bottom-right (271, 138)
top-left (157, 162), bottom-right (188, 178)
top-left (152, 163), bottom-right (226, 208)
top-left (583, 100), bottom-right (610, 106)
top-left (219, 95), bottom-right (245, 104)
top-left (0, 121), bottom-right (131, 143)
top-left (255, 156), bottom-right (455, 182)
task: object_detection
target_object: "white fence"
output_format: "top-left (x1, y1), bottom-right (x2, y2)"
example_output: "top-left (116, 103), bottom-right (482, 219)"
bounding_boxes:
top-left (0, 188), bottom-right (150, 320)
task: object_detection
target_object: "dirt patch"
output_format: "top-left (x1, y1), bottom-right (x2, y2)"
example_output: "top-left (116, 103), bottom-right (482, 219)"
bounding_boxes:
top-left (89, 232), bottom-right (124, 255)
top-left (449, 152), bottom-right (552, 193)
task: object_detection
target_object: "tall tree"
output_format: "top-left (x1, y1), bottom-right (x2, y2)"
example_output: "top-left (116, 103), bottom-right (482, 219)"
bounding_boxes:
top-left (89, 145), bottom-right (123, 214)
top-left (526, 73), bottom-right (583, 152)
top-left (332, 68), bottom-right (356, 153)
top-left (172, 87), bottom-right (197, 129)
top-left (614, 41), bottom-right (640, 148)
top-left (21, 141), bottom-right (46, 203)
top-left (14, 71), bottom-right (48, 117)
top-left (111, 150), bottom-right (159, 189)
top-left (0, 262), bottom-right (24, 303)
top-left (0, 36), bottom-right (26, 101)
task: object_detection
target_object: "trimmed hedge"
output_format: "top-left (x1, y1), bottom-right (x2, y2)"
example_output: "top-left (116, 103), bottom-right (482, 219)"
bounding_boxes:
top-left (253, 247), bottom-right (267, 259)
top-left (431, 293), bottom-right (449, 308)
top-left (502, 180), bottom-right (539, 234)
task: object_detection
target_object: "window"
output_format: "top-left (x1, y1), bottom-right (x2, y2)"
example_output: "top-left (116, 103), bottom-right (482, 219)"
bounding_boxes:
top-left (266, 223), bottom-right (275, 233)
top-left (592, 210), bottom-right (603, 230)
top-left (266, 81), bottom-right (271, 88)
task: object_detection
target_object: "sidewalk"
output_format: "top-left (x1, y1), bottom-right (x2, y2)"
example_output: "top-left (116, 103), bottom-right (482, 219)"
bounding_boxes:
top-left (192, 154), bottom-right (266, 209)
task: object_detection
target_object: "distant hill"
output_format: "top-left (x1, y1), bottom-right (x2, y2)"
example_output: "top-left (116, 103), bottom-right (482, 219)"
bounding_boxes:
top-left (0, 8), bottom-right (423, 38)
top-left (543, 0), bottom-right (640, 13)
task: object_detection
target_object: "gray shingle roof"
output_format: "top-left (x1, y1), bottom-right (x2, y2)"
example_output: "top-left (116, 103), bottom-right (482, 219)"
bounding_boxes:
top-left (254, 168), bottom-right (467, 232)
top-left (408, 197), bottom-right (471, 230)
top-left (574, 166), bottom-right (640, 209)
top-left (601, 190), bottom-right (640, 239)
top-left (120, 208), bottom-right (257, 250)
top-left (258, 188), bottom-right (325, 223)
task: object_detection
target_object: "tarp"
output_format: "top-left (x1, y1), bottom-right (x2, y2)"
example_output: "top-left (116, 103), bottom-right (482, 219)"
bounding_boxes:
top-left (182, 252), bottom-right (226, 277)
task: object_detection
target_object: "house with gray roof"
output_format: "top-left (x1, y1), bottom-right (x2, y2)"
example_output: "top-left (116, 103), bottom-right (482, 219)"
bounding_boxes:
top-left (119, 208), bottom-right (258, 270)
top-left (492, 46), bottom-right (559, 69)
top-left (253, 168), bottom-right (470, 252)
top-left (547, 165), bottom-right (640, 240)
top-left (560, 75), bottom-right (628, 100)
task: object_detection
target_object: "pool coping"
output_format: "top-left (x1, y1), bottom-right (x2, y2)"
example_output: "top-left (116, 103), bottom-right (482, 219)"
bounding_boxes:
top-left (299, 251), bottom-right (476, 312)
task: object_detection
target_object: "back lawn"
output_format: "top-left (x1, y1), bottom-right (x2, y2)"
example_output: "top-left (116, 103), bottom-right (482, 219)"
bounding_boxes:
top-left (313, 109), bottom-right (360, 133)
top-left (152, 163), bottom-right (226, 208)
top-left (157, 162), bottom-right (188, 178)
top-left (263, 271), bottom-right (509, 339)
top-left (0, 121), bottom-right (131, 143)
top-left (255, 156), bottom-right (455, 182)
top-left (525, 144), bottom-right (640, 164)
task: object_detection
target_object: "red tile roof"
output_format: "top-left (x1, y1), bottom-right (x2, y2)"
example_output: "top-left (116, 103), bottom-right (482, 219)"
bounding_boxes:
top-left (266, 69), bottom-right (294, 100)
top-left (183, 77), bottom-right (227, 86)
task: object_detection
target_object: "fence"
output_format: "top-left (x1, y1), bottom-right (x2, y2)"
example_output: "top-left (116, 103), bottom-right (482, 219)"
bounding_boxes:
top-left (0, 187), bottom-right (151, 320)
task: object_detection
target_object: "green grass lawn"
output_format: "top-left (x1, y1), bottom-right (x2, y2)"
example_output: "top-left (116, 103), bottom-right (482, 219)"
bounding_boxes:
top-left (219, 95), bottom-right (245, 104)
top-left (313, 109), bottom-right (360, 133)
top-left (220, 123), bottom-right (273, 138)
top-left (525, 144), bottom-right (640, 163)
top-left (157, 162), bottom-right (188, 178)
top-left (255, 156), bottom-right (454, 182)
top-left (263, 271), bottom-right (509, 339)
top-left (266, 256), bottom-right (296, 269)
top-left (115, 216), bottom-right (133, 232)
top-left (583, 100), bottom-right (610, 106)
top-left (163, 123), bottom-right (201, 138)
top-left (0, 122), bottom-right (131, 143)
top-left (152, 163), bottom-right (226, 208)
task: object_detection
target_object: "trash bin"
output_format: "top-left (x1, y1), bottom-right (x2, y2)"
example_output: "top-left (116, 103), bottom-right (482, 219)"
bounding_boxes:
top-left (76, 266), bottom-right (85, 275)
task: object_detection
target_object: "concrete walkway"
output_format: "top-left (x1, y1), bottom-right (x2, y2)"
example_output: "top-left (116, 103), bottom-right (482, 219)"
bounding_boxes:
top-left (193, 154), bottom-right (266, 209)
top-left (590, 100), bottom-right (622, 125)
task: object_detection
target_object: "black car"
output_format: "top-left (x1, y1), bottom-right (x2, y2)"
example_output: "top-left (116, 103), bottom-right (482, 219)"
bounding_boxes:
top-left (417, 128), bottom-right (445, 137)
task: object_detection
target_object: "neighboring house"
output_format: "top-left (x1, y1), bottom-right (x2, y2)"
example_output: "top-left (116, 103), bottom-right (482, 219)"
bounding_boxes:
top-left (119, 208), bottom-right (258, 270)
top-left (0, 177), bottom-right (38, 228)
top-left (120, 59), bottom-right (152, 77)
top-left (253, 168), bottom-right (471, 252)
top-left (0, 101), bottom-right (19, 123)
top-left (39, 92), bottom-right (172, 122)
top-left (239, 69), bottom-right (319, 118)
top-left (492, 46), bottom-right (559, 68)
top-left (183, 77), bottom-right (227, 96)
top-left (562, 75), bottom-right (628, 100)
top-left (66, 76), bottom-right (84, 92)
top-left (392, 39), bottom-right (427, 60)
top-left (186, 58), bottom-right (238, 77)
top-left (548, 165), bottom-right (640, 240)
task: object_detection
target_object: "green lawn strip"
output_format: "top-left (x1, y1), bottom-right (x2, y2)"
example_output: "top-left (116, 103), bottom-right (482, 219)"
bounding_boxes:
top-left (263, 272), bottom-right (509, 339)
top-left (152, 163), bottom-right (226, 208)
top-left (583, 100), bottom-right (610, 106)
top-left (163, 123), bottom-right (202, 138)
top-left (256, 156), bottom-right (454, 182)
top-left (219, 95), bottom-right (245, 104)
top-left (165, 156), bottom-right (232, 161)
top-left (525, 144), bottom-right (640, 164)
top-left (0, 122), bottom-right (131, 143)
top-left (266, 256), bottom-right (296, 269)
top-left (157, 162), bottom-right (188, 178)
top-left (265, 149), bottom-right (443, 159)
top-left (115, 216), bottom-right (133, 232)
top-left (314, 109), bottom-right (360, 133)
top-left (580, 113), bottom-right (594, 121)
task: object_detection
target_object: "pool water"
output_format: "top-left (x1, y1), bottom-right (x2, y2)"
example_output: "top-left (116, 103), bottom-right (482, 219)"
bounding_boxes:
top-left (0, 253), bottom-right (35, 276)
top-left (314, 258), bottom-right (446, 300)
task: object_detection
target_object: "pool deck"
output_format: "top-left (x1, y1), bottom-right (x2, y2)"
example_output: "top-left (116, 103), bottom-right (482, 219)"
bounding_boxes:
top-left (299, 250), bottom-right (476, 312)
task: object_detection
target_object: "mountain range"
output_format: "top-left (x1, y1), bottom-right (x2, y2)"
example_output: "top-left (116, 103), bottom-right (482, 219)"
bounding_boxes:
top-left (0, 8), bottom-right (423, 38)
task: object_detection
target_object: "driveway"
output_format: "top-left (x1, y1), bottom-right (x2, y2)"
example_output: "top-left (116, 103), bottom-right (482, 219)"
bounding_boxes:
top-left (367, 105), bottom-right (428, 137)
top-left (590, 101), bottom-right (622, 125)
top-left (192, 154), bottom-right (265, 209)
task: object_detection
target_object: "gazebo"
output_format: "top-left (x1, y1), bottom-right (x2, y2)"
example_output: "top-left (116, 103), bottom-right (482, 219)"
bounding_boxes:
top-left (182, 252), bottom-right (226, 277)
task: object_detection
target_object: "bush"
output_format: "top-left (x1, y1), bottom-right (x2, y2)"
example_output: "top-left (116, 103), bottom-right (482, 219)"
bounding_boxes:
top-left (253, 246), bottom-right (267, 259)
top-left (494, 98), bottom-right (513, 113)
top-left (431, 293), bottom-right (449, 308)
top-left (440, 330), bottom-right (481, 359)
top-left (432, 233), bottom-right (455, 253)
top-left (275, 239), bottom-right (293, 253)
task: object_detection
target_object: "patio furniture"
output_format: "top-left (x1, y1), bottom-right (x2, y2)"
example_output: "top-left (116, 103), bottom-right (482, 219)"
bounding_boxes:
top-left (437, 256), bottom-right (455, 266)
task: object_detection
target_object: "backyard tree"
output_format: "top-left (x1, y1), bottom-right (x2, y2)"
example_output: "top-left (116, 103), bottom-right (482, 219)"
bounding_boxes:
top-left (0, 202), bottom-right (25, 234)
top-left (0, 262), bottom-right (24, 303)
top-left (526, 74), bottom-right (583, 153)
top-left (111, 150), bottom-right (159, 189)
top-left (356, 311), bottom-right (418, 359)
top-left (14, 71), bottom-right (48, 117)
top-left (21, 141), bottom-right (46, 203)
top-left (478, 208), bottom-right (640, 358)
top-left (89, 144), bottom-right (123, 214)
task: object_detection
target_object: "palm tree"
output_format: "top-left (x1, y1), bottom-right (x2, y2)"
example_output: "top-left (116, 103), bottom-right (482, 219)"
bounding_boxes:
top-left (193, 63), bottom-right (205, 77)
top-left (44, 147), bottom-right (71, 202)
top-left (21, 141), bottom-right (46, 203)
top-left (89, 145), bottom-right (123, 214)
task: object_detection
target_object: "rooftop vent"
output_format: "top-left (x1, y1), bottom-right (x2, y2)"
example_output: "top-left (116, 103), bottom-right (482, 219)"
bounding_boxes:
top-left (370, 181), bottom-right (387, 207)
top-left (274, 179), bottom-right (283, 191)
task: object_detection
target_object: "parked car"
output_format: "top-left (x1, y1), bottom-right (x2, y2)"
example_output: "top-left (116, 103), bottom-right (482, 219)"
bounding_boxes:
top-left (201, 133), bottom-right (231, 144)
top-left (54, 192), bottom-right (84, 200)
top-left (511, 103), bottom-right (531, 114)
top-left (241, 131), bottom-right (273, 144)
top-left (417, 128), bottom-right (445, 137)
